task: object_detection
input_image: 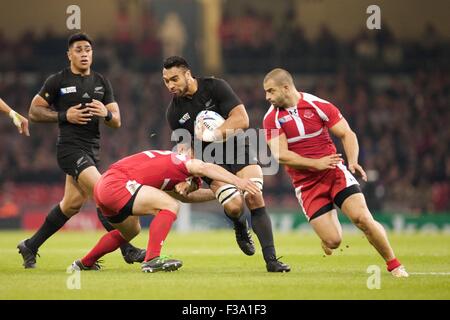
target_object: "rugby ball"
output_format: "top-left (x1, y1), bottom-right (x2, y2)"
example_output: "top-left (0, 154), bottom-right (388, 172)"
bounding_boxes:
top-left (195, 110), bottom-right (225, 142)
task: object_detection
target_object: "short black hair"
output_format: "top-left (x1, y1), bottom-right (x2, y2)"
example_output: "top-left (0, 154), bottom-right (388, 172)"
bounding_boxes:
top-left (68, 32), bottom-right (93, 48)
top-left (163, 56), bottom-right (190, 69)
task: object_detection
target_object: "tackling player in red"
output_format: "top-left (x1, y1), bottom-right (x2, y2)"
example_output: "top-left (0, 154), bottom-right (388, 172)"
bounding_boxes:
top-left (262, 68), bottom-right (408, 277)
top-left (71, 150), bottom-right (260, 273)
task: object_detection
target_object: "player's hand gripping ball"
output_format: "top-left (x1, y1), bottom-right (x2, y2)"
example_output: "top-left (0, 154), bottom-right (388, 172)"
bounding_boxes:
top-left (194, 110), bottom-right (225, 142)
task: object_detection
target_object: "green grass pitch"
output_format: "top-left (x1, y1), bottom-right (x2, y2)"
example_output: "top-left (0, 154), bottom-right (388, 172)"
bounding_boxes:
top-left (1, 230), bottom-right (449, 299)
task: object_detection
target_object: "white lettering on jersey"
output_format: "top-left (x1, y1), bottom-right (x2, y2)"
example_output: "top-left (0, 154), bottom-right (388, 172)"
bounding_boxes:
top-left (143, 150), bottom-right (173, 158)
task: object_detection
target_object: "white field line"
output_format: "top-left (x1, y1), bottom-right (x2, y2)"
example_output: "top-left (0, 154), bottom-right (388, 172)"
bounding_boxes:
top-left (409, 272), bottom-right (450, 275)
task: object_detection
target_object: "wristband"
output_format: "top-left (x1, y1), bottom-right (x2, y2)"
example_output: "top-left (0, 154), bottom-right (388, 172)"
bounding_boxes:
top-left (105, 110), bottom-right (113, 121)
top-left (58, 111), bottom-right (68, 123)
top-left (9, 110), bottom-right (22, 127)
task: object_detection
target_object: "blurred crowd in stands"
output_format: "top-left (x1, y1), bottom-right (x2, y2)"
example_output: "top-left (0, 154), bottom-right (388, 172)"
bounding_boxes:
top-left (0, 6), bottom-right (449, 217)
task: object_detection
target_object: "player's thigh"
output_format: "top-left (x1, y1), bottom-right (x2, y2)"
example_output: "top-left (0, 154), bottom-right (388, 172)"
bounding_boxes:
top-left (111, 215), bottom-right (141, 241)
top-left (309, 209), bottom-right (342, 247)
top-left (236, 164), bottom-right (265, 209)
top-left (340, 193), bottom-right (374, 227)
top-left (132, 185), bottom-right (180, 215)
top-left (236, 164), bottom-right (263, 179)
top-left (209, 180), bottom-right (244, 216)
top-left (60, 175), bottom-right (88, 216)
top-left (77, 165), bottom-right (101, 197)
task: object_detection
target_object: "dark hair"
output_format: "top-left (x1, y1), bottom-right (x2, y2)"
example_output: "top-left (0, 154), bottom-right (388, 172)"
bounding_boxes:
top-left (68, 32), bottom-right (93, 48)
top-left (163, 56), bottom-right (190, 69)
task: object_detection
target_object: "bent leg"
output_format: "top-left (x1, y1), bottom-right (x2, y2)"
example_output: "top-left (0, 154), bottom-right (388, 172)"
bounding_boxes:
top-left (210, 180), bottom-right (244, 218)
top-left (60, 174), bottom-right (88, 217)
top-left (209, 180), bottom-right (257, 256)
top-left (27, 175), bottom-right (86, 252)
top-left (309, 209), bottom-right (342, 255)
top-left (77, 166), bottom-right (101, 197)
top-left (80, 166), bottom-right (145, 260)
top-left (132, 186), bottom-right (179, 261)
top-left (341, 193), bottom-right (395, 262)
top-left (237, 165), bottom-right (277, 262)
top-left (80, 216), bottom-right (140, 267)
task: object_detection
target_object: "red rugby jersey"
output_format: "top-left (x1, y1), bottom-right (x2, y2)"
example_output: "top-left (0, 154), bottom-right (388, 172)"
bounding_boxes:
top-left (263, 92), bottom-right (344, 182)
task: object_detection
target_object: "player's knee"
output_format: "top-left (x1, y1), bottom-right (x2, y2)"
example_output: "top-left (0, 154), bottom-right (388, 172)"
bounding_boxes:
top-left (60, 201), bottom-right (83, 216)
top-left (244, 178), bottom-right (264, 209)
top-left (324, 237), bottom-right (342, 249)
top-left (130, 224), bottom-right (141, 238)
top-left (245, 193), bottom-right (265, 209)
top-left (164, 199), bottom-right (180, 214)
top-left (352, 213), bottom-right (374, 231)
top-left (225, 200), bottom-right (244, 218)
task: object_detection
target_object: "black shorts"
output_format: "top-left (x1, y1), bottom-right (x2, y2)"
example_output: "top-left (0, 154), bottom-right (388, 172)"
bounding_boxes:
top-left (56, 146), bottom-right (99, 180)
top-left (201, 143), bottom-right (260, 186)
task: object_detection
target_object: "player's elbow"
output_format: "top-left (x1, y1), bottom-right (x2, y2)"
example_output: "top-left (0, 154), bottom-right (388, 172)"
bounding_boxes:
top-left (107, 118), bottom-right (121, 128)
top-left (230, 110), bottom-right (249, 130)
top-left (113, 119), bottom-right (121, 128)
top-left (339, 128), bottom-right (356, 140)
top-left (277, 151), bottom-right (289, 165)
top-left (240, 115), bottom-right (249, 129)
top-left (28, 106), bottom-right (39, 123)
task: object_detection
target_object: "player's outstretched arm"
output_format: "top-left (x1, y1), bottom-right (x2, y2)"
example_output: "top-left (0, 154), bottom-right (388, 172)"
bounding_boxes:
top-left (1, 98), bottom-right (29, 136)
top-left (267, 133), bottom-right (342, 171)
top-left (185, 159), bottom-right (260, 195)
top-left (167, 188), bottom-right (216, 203)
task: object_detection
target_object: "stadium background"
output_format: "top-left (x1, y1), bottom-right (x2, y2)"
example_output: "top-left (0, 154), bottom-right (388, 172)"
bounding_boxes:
top-left (0, 0), bottom-right (449, 233)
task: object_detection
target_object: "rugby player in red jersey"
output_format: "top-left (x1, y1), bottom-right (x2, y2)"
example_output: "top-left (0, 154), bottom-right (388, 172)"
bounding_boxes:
top-left (262, 68), bottom-right (408, 277)
top-left (71, 150), bottom-right (260, 273)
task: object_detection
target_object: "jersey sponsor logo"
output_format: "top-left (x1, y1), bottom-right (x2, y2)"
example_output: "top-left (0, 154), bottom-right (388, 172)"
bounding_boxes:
top-left (82, 92), bottom-right (91, 99)
top-left (179, 113), bottom-right (191, 124)
top-left (278, 115), bottom-right (293, 124)
top-left (60, 86), bottom-right (77, 95)
top-left (304, 110), bottom-right (315, 119)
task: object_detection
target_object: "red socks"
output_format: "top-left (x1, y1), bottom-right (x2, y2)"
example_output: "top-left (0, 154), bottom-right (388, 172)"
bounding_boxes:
top-left (80, 210), bottom-right (177, 266)
top-left (81, 230), bottom-right (127, 266)
top-left (386, 258), bottom-right (401, 271)
top-left (145, 210), bottom-right (177, 262)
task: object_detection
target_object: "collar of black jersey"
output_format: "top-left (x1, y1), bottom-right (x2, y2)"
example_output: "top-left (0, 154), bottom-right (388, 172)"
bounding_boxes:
top-left (67, 67), bottom-right (92, 78)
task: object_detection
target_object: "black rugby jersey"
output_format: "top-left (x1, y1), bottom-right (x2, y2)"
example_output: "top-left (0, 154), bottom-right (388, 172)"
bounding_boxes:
top-left (38, 67), bottom-right (115, 149)
top-left (166, 77), bottom-right (241, 142)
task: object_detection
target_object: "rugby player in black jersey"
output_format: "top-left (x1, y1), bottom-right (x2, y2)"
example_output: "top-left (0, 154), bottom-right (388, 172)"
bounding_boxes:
top-left (17, 33), bottom-right (145, 268)
top-left (164, 56), bottom-right (289, 272)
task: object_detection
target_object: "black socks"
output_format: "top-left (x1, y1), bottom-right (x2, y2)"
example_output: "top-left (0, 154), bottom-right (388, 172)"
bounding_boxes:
top-left (250, 207), bottom-right (276, 262)
top-left (26, 205), bottom-right (69, 252)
